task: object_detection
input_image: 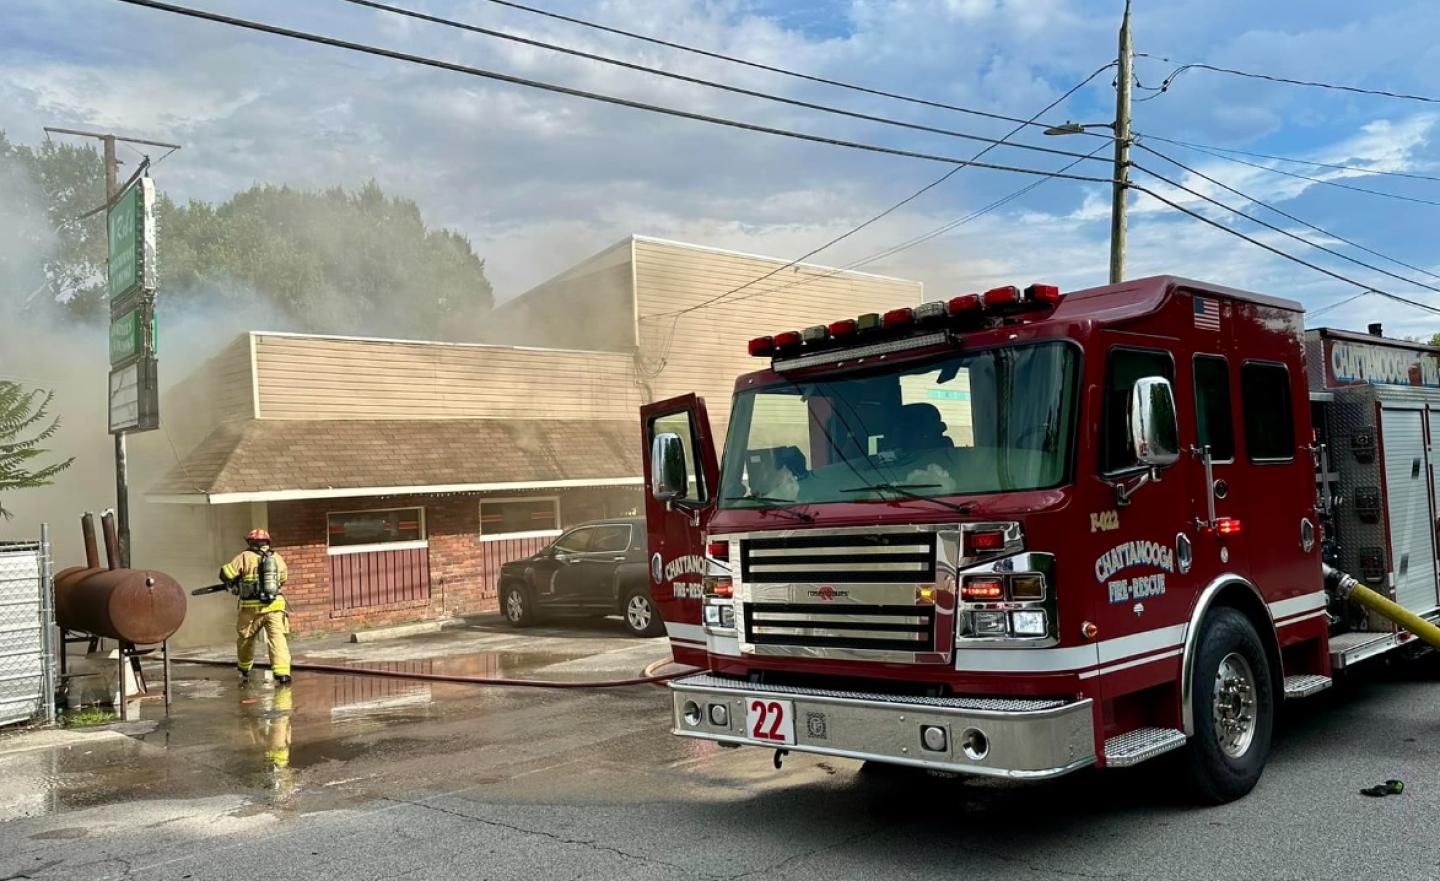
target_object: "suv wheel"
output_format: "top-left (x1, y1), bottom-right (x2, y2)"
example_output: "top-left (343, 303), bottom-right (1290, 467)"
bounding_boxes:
top-left (503, 582), bottom-right (536, 627)
top-left (623, 588), bottom-right (665, 637)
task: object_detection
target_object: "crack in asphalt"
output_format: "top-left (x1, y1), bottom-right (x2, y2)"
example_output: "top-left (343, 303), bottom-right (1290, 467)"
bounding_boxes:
top-left (379, 797), bottom-right (719, 879)
top-left (726, 821), bottom-right (899, 880)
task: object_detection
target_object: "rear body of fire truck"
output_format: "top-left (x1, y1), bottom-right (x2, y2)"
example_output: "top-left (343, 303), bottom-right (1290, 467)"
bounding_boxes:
top-left (640, 276), bottom-right (1440, 802)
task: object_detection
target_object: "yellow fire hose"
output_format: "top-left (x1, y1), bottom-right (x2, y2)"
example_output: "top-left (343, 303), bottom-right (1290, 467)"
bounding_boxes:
top-left (1326, 565), bottom-right (1440, 650)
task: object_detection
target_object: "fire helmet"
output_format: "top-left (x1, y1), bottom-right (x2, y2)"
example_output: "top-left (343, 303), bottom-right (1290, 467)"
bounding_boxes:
top-left (246, 528), bottom-right (272, 545)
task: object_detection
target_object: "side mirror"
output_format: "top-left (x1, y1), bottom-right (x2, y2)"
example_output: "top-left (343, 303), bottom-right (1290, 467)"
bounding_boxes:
top-left (1128, 376), bottom-right (1180, 468)
top-left (650, 432), bottom-right (688, 501)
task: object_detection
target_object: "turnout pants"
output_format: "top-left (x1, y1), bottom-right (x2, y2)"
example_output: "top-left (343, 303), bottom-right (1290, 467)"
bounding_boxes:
top-left (237, 607), bottom-right (292, 676)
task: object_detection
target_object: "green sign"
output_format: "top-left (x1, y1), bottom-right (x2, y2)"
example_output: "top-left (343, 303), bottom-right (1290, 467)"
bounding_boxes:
top-left (107, 178), bottom-right (155, 308)
top-left (110, 308), bottom-right (140, 365)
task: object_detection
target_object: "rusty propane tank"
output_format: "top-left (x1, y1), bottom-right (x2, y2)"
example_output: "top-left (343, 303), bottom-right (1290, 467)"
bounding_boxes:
top-left (54, 511), bottom-right (188, 645)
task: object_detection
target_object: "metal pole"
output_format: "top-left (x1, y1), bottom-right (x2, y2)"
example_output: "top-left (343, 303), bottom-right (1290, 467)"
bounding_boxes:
top-left (101, 135), bottom-right (133, 570)
top-left (39, 523), bottom-right (56, 725)
top-left (1109, 0), bottom-right (1133, 285)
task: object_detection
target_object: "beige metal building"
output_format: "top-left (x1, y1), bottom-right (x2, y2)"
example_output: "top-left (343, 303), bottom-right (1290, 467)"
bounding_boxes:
top-left (145, 236), bottom-right (922, 637)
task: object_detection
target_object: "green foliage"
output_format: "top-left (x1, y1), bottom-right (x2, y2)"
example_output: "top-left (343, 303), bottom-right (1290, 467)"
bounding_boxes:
top-left (63, 705), bottom-right (118, 727)
top-left (1429, 332), bottom-right (1440, 349)
top-left (0, 131), bottom-right (109, 319)
top-left (0, 381), bottom-right (74, 519)
top-left (1, 131), bottom-right (495, 338)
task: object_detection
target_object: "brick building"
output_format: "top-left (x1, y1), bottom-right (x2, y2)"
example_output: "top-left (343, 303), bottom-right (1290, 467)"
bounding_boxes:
top-left (144, 236), bottom-right (920, 637)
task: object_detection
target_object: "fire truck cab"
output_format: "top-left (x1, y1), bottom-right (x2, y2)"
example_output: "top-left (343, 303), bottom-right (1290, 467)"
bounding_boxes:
top-left (641, 275), bottom-right (1437, 803)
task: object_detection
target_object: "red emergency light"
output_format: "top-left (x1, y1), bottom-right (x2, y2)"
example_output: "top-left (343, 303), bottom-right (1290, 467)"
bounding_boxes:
top-left (748, 336), bottom-right (775, 357)
top-left (706, 540), bottom-right (730, 560)
top-left (982, 285), bottom-right (1020, 307)
top-left (947, 293), bottom-right (982, 316)
top-left (773, 330), bottom-right (803, 351)
top-left (1215, 517), bottom-right (1243, 536)
top-left (883, 307), bottom-right (915, 329)
top-left (1026, 283), bottom-right (1062, 305)
top-left (968, 530), bottom-right (1007, 553)
top-left (828, 318), bottom-right (858, 338)
top-left (961, 577), bottom-right (1005, 601)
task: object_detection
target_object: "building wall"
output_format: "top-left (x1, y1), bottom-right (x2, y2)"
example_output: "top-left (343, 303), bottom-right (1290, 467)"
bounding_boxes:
top-left (161, 334), bottom-right (255, 452)
top-left (484, 238), bottom-right (636, 352)
top-left (631, 238), bottom-right (924, 443)
top-left (267, 486), bottom-right (642, 635)
top-left (251, 333), bottom-right (642, 422)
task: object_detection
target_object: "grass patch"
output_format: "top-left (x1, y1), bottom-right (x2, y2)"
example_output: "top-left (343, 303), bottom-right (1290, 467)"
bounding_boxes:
top-left (63, 706), bottom-right (118, 727)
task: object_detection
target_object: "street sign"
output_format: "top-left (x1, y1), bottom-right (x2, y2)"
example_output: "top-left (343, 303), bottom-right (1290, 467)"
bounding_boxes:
top-left (108, 300), bottom-right (155, 366)
top-left (107, 177), bottom-right (156, 311)
top-left (108, 355), bottom-right (159, 435)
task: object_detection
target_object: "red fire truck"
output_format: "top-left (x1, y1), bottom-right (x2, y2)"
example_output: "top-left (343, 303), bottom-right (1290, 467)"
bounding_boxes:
top-left (640, 275), bottom-right (1440, 803)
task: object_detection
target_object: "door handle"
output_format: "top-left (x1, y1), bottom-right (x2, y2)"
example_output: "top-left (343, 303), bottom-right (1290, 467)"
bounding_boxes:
top-left (611, 556), bottom-right (626, 562)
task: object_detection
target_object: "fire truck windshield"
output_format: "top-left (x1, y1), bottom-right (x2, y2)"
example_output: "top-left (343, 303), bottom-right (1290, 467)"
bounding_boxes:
top-left (719, 341), bottom-right (1079, 508)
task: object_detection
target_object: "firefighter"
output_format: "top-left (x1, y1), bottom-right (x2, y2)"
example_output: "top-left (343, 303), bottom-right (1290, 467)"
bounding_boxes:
top-left (221, 528), bottom-right (292, 684)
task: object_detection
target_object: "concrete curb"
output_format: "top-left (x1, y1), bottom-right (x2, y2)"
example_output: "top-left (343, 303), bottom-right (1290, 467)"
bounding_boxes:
top-left (349, 617), bottom-right (462, 643)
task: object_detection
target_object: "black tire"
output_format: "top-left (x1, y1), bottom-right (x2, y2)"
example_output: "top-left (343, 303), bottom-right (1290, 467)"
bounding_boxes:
top-left (621, 587), bottom-right (665, 637)
top-left (1182, 607), bottom-right (1274, 804)
top-left (502, 582), bottom-right (536, 627)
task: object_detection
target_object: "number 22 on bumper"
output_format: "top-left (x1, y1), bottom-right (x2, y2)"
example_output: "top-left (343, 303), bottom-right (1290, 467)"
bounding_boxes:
top-left (746, 698), bottom-right (795, 745)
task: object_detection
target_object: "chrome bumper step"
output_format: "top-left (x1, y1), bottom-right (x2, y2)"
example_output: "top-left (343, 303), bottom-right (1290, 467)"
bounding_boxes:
top-left (1283, 674), bottom-right (1333, 699)
top-left (1103, 726), bottom-right (1186, 768)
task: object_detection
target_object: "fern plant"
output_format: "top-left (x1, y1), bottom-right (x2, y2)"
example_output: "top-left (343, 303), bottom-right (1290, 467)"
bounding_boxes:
top-left (0, 381), bottom-right (74, 519)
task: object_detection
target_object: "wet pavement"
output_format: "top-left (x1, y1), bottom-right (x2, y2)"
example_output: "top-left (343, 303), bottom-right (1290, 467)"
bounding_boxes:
top-left (2, 617), bottom-right (1440, 880)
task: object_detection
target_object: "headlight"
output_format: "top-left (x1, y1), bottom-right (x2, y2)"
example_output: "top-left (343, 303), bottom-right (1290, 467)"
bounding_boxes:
top-left (720, 605), bottom-right (735, 628)
top-left (703, 605), bottom-right (722, 627)
top-left (972, 611), bottom-right (1008, 635)
top-left (1010, 610), bottom-right (1047, 636)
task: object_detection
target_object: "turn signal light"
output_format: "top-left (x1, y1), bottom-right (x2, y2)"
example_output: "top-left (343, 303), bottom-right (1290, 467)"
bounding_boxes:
top-left (968, 530), bottom-right (1007, 552)
top-left (748, 336), bottom-right (774, 357)
top-left (702, 575), bottom-right (733, 598)
top-left (1215, 517), bottom-right (1243, 536)
top-left (773, 330), bottom-right (803, 350)
top-left (962, 578), bottom-right (1005, 601)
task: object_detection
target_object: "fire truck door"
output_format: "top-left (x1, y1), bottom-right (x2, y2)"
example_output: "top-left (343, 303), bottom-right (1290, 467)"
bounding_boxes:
top-left (1381, 405), bottom-right (1438, 613)
top-left (1188, 352), bottom-right (1247, 572)
top-left (641, 394), bottom-right (720, 667)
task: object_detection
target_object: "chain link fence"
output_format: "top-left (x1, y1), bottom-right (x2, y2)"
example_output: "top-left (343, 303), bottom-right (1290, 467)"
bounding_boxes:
top-left (0, 527), bottom-right (56, 727)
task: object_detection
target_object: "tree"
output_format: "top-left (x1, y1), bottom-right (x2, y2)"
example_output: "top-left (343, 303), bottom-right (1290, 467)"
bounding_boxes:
top-left (0, 382), bottom-right (74, 520)
top-left (1429, 333), bottom-right (1440, 349)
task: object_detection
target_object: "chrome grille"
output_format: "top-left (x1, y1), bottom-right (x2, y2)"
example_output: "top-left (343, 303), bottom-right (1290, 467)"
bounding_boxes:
top-left (745, 602), bottom-right (936, 652)
top-left (741, 533), bottom-right (937, 584)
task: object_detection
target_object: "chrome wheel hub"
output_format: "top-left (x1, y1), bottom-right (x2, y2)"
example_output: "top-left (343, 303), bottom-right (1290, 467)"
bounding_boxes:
top-left (506, 590), bottom-right (524, 621)
top-left (1212, 652), bottom-right (1257, 758)
top-left (627, 595), bottom-right (652, 630)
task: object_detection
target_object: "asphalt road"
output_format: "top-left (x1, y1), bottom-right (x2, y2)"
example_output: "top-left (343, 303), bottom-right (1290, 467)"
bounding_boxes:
top-left (2, 622), bottom-right (1439, 881)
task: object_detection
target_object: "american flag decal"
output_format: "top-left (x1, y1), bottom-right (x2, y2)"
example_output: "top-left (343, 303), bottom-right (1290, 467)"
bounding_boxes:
top-left (1193, 296), bottom-right (1221, 331)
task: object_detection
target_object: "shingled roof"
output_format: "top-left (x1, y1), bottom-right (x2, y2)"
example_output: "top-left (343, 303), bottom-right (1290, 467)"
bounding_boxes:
top-left (149, 418), bottom-right (642, 502)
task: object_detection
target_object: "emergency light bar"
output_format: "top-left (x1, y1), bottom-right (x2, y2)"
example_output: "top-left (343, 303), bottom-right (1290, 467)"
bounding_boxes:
top-left (747, 282), bottom-right (1063, 368)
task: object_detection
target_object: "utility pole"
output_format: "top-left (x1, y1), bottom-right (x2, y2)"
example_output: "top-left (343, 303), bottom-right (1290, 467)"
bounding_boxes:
top-left (42, 126), bottom-right (180, 568)
top-left (1109, 0), bottom-right (1133, 284)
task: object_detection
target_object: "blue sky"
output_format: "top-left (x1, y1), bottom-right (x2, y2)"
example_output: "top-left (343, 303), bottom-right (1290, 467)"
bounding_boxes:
top-left (5, 0), bottom-right (1440, 337)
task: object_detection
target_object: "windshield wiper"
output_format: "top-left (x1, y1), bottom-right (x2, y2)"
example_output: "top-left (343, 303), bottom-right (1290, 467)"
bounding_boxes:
top-left (722, 495), bottom-right (815, 523)
top-left (839, 482), bottom-right (973, 514)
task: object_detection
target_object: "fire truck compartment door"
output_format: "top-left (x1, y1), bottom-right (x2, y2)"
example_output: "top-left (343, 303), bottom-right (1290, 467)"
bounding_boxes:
top-left (642, 393), bottom-right (720, 667)
top-left (1380, 406), bottom-right (1439, 613)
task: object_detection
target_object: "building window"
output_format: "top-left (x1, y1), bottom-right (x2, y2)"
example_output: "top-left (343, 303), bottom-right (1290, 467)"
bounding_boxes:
top-left (479, 497), bottom-right (561, 541)
top-left (1193, 355), bottom-right (1235, 462)
top-left (326, 508), bottom-right (427, 555)
top-left (1242, 361), bottom-right (1295, 462)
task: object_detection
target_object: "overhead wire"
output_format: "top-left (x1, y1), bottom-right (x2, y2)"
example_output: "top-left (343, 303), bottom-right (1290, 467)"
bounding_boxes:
top-left (1140, 137), bottom-right (1440, 208)
top-left (1135, 141), bottom-right (1440, 283)
top-left (1132, 150), bottom-right (1440, 293)
top-left (119, 0), bottom-right (1440, 319)
top-left (339, 0), bottom-right (1110, 167)
top-left (457, 0), bottom-right (1116, 139)
top-left (1306, 291), bottom-right (1371, 320)
top-left (1138, 133), bottom-right (1440, 184)
top-left (1136, 55), bottom-right (1440, 105)
top-left (642, 62), bottom-right (1115, 326)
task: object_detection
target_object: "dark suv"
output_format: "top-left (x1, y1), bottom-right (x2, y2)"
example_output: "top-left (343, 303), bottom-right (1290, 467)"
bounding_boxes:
top-left (498, 517), bottom-right (662, 637)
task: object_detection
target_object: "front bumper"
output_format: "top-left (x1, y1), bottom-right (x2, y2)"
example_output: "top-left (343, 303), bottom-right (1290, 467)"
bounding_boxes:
top-left (671, 673), bottom-right (1096, 779)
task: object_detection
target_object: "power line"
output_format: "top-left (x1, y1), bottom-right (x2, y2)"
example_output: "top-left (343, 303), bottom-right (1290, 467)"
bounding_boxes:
top-left (1306, 290), bottom-right (1371, 320)
top-left (1134, 144), bottom-right (1440, 289)
top-left (642, 64), bottom-right (1114, 325)
top-left (1139, 133), bottom-right (1440, 184)
top-left (118, 0), bottom-right (1120, 187)
top-left (1137, 55), bottom-right (1440, 105)
top-left (458, 0), bottom-right (1114, 140)
top-left (119, 0), bottom-right (1440, 317)
top-left (1149, 137), bottom-right (1440, 208)
top-left (338, 0), bottom-right (1111, 167)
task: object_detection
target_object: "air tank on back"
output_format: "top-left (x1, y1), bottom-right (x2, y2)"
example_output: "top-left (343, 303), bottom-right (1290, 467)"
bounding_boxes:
top-left (54, 512), bottom-right (187, 645)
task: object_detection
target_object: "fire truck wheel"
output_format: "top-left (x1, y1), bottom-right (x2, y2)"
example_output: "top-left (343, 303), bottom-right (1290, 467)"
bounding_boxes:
top-left (1182, 607), bottom-right (1274, 804)
top-left (623, 587), bottom-right (665, 637)
top-left (502, 582), bottom-right (537, 627)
